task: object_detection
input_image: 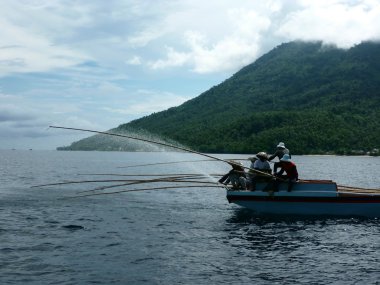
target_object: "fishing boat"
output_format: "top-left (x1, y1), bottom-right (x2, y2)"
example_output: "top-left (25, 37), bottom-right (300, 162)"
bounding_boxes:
top-left (226, 180), bottom-right (380, 217)
top-left (48, 126), bottom-right (380, 218)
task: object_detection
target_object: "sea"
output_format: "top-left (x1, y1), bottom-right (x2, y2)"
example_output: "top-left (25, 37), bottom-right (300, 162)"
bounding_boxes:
top-left (0, 150), bottom-right (379, 285)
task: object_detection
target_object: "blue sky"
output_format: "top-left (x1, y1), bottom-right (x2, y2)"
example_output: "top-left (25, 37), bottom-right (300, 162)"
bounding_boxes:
top-left (1, 0), bottom-right (379, 149)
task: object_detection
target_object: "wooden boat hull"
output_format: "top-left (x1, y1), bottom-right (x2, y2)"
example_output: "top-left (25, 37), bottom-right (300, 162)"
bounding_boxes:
top-left (226, 181), bottom-right (380, 217)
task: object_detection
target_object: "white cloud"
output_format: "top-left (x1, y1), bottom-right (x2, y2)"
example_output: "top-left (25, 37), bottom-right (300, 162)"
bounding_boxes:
top-left (147, 0), bottom-right (380, 72)
top-left (102, 89), bottom-right (189, 116)
top-left (2, 0), bottom-right (379, 76)
top-left (125, 56), bottom-right (142, 65)
top-left (52, 116), bottom-right (101, 130)
top-left (127, 30), bottom-right (164, 48)
top-left (149, 6), bottom-right (273, 73)
top-left (149, 47), bottom-right (190, 69)
top-left (277, 0), bottom-right (380, 48)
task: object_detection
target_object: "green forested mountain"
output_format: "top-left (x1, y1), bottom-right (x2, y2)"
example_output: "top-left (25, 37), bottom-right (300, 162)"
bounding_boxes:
top-left (60, 41), bottom-right (380, 155)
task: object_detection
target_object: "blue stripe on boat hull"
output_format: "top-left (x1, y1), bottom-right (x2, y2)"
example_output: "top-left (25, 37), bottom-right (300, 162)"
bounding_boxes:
top-left (227, 195), bottom-right (380, 203)
top-left (230, 200), bottom-right (380, 217)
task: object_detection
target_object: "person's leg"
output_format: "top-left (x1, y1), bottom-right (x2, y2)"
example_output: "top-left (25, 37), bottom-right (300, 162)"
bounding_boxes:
top-left (273, 162), bottom-right (279, 174)
top-left (230, 173), bottom-right (239, 189)
top-left (263, 178), bottom-right (275, 191)
top-left (274, 178), bottom-right (280, 191)
top-left (274, 175), bottom-right (288, 191)
top-left (287, 180), bottom-right (293, 192)
top-left (250, 177), bottom-right (257, 191)
top-left (218, 173), bottom-right (229, 184)
top-left (239, 177), bottom-right (247, 190)
top-left (287, 178), bottom-right (297, 192)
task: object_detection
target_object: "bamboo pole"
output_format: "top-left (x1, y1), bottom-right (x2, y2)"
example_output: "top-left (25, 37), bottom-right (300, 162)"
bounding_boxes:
top-left (64, 184), bottom-right (225, 199)
top-left (337, 185), bottom-right (380, 194)
top-left (49, 125), bottom-right (277, 179)
top-left (32, 174), bottom-right (218, 190)
top-left (117, 159), bottom-right (215, 168)
top-left (31, 179), bottom-right (146, 188)
top-left (78, 179), bottom-right (219, 194)
top-left (77, 173), bottom-right (197, 176)
top-left (32, 174), bottom-right (209, 188)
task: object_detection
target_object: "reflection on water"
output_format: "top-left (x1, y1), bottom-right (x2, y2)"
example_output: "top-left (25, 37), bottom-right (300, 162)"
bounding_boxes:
top-left (227, 207), bottom-right (375, 225)
top-left (225, 207), bottom-right (379, 254)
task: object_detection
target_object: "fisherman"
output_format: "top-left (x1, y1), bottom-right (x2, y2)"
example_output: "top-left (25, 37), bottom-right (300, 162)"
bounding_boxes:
top-left (274, 154), bottom-right (298, 192)
top-left (248, 152), bottom-right (272, 191)
top-left (268, 142), bottom-right (291, 173)
top-left (247, 156), bottom-right (258, 179)
top-left (219, 161), bottom-right (247, 189)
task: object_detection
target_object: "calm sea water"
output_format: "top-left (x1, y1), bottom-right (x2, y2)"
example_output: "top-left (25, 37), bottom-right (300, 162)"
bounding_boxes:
top-left (0, 150), bottom-right (379, 285)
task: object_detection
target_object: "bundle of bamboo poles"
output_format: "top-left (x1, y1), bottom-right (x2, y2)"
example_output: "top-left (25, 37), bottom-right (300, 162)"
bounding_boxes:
top-left (38, 126), bottom-right (380, 199)
top-left (33, 126), bottom-right (281, 198)
top-left (32, 171), bottom-right (226, 198)
top-left (48, 126), bottom-right (275, 179)
top-left (337, 185), bottom-right (380, 195)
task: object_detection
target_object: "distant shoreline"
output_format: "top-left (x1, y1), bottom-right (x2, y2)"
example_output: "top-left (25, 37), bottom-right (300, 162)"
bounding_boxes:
top-left (2, 149), bottom-right (378, 157)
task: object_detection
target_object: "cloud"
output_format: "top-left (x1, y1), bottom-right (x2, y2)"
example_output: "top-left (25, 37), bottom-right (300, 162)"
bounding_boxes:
top-left (0, 90), bottom-right (104, 142)
top-left (52, 116), bottom-right (102, 130)
top-left (0, 104), bottom-right (37, 122)
top-left (125, 56), bottom-right (142, 65)
top-left (0, 3), bottom-right (90, 76)
top-left (1, 0), bottom-right (379, 150)
top-left (277, 0), bottom-right (380, 48)
top-left (127, 29), bottom-right (165, 48)
top-left (0, 102), bottom-right (52, 140)
top-left (148, 5), bottom-right (274, 73)
top-left (149, 47), bottom-right (190, 69)
top-left (147, 0), bottom-right (380, 72)
top-left (2, 0), bottom-right (379, 77)
top-left (102, 89), bottom-right (189, 116)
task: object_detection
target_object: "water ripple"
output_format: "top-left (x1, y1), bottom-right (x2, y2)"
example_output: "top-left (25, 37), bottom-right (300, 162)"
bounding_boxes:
top-left (0, 151), bottom-right (379, 284)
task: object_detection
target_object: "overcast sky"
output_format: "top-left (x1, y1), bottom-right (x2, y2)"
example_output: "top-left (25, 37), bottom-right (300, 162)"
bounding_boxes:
top-left (1, 0), bottom-right (379, 150)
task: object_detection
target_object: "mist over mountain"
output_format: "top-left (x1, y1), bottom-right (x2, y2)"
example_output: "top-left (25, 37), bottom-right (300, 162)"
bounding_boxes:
top-left (59, 41), bottom-right (380, 155)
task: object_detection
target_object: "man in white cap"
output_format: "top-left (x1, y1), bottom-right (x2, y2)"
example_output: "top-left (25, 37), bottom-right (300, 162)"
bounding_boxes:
top-left (268, 142), bottom-right (291, 173)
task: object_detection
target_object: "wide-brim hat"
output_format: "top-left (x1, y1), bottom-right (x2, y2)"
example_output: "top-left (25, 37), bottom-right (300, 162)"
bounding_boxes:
top-left (228, 160), bottom-right (243, 167)
top-left (256, 152), bottom-right (268, 160)
top-left (277, 142), bottom-right (286, 148)
top-left (280, 154), bottom-right (291, 162)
